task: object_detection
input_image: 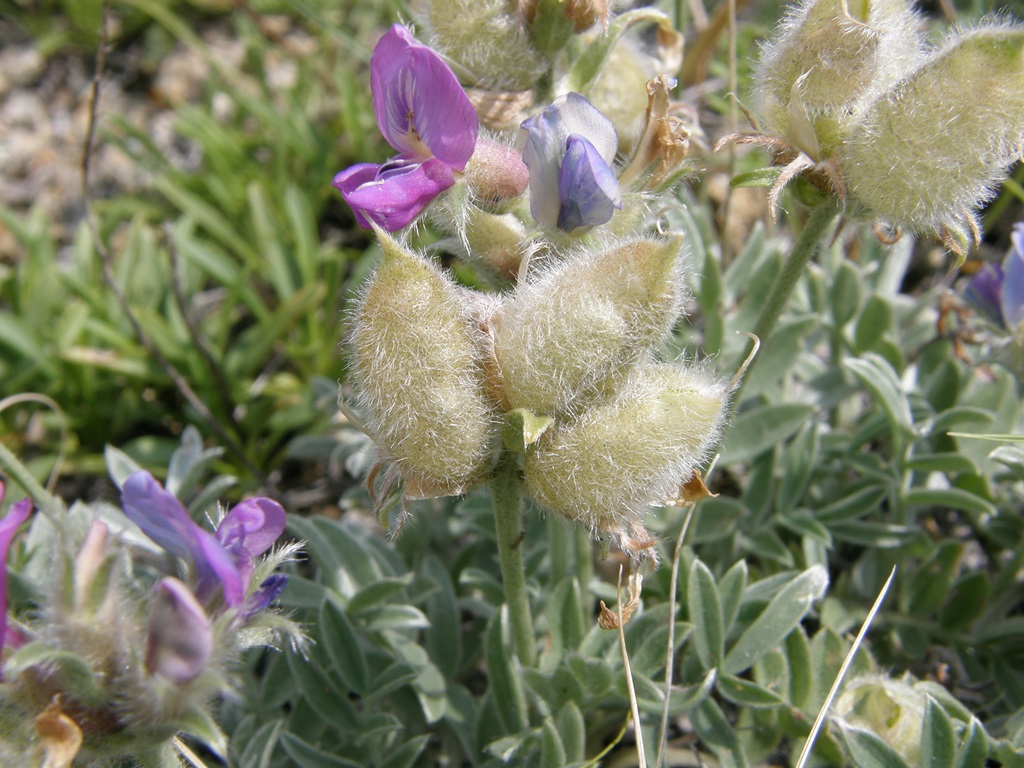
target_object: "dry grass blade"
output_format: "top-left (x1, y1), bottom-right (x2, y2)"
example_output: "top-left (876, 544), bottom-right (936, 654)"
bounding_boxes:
top-left (793, 566), bottom-right (897, 768)
top-left (615, 565), bottom-right (647, 768)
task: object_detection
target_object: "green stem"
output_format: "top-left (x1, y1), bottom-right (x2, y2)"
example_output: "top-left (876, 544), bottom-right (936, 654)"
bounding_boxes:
top-left (736, 203), bottom-right (839, 398)
top-left (548, 516), bottom-right (571, 585)
top-left (0, 440), bottom-right (64, 521)
top-left (575, 528), bottom-right (594, 612)
top-left (491, 451), bottom-right (537, 668)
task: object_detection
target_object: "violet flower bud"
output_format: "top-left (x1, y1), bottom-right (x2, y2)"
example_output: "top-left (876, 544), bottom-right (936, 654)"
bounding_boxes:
top-left (241, 574), bottom-right (288, 619)
top-left (145, 578), bottom-right (213, 684)
top-left (333, 25), bottom-right (479, 231)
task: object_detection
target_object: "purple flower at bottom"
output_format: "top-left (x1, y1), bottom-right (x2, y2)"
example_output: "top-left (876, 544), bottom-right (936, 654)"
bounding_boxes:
top-left (0, 483), bottom-right (31, 672)
top-left (121, 471), bottom-right (286, 608)
top-left (333, 25), bottom-right (479, 231)
top-left (521, 92), bottom-right (622, 231)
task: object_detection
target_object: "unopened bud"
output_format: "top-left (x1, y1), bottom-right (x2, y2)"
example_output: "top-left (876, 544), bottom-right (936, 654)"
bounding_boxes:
top-left (350, 228), bottom-right (498, 497)
top-left (492, 237), bottom-right (686, 415)
top-left (464, 209), bottom-right (530, 281)
top-left (430, 0), bottom-right (546, 90)
top-left (464, 137), bottom-right (530, 206)
top-left (524, 363), bottom-right (728, 554)
top-left (73, 520), bottom-right (110, 614)
top-left (753, 0), bottom-right (923, 158)
top-left (146, 578), bottom-right (212, 684)
top-left (839, 25), bottom-right (1024, 257)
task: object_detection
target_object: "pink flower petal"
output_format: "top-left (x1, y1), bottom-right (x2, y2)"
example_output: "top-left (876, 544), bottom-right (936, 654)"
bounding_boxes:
top-left (335, 157), bottom-right (456, 231)
top-left (370, 24), bottom-right (477, 168)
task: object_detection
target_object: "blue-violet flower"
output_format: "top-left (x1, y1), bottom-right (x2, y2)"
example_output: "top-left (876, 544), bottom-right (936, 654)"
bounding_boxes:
top-left (121, 471), bottom-right (286, 608)
top-left (333, 24), bottom-right (480, 231)
top-left (0, 482), bottom-right (32, 671)
top-left (967, 222), bottom-right (1024, 329)
top-left (521, 92), bottom-right (621, 231)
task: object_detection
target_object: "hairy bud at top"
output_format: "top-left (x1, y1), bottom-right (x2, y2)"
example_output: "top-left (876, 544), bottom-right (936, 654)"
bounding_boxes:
top-left (753, 0), bottom-right (923, 159)
top-left (839, 25), bottom-right (1024, 254)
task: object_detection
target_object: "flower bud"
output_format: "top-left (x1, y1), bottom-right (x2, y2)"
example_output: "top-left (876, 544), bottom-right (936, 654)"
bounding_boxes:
top-left (463, 209), bottom-right (531, 281)
top-left (753, 0), bottom-right (923, 159)
top-left (350, 228), bottom-right (498, 497)
top-left (564, 0), bottom-right (609, 32)
top-left (839, 25), bottom-right (1024, 255)
top-left (523, 363), bottom-right (728, 554)
top-left (463, 137), bottom-right (530, 206)
top-left (491, 237), bottom-right (687, 415)
top-left (145, 578), bottom-right (213, 684)
top-left (73, 520), bottom-right (111, 614)
top-left (429, 0), bottom-right (546, 90)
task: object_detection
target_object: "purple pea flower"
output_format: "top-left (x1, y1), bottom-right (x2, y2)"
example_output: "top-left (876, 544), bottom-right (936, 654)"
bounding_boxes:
top-left (966, 222), bottom-right (1024, 329)
top-left (0, 482), bottom-right (32, 671)
top-left (146, 577), bottom-right (213, 684)
top-left (333, 25), bottom-right (480, 231)
top-left (521, 92), bottom-right (622, 231)
top-left (121, 471), bottom-right (286, 608)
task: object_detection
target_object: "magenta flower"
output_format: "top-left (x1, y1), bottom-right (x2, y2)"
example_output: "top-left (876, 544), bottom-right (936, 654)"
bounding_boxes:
top-left (0, 482), bottom-right (32, 671)
top-left (121, 471), bottom-right (286, 608)
top-left (146, 577), bottom-right (213, 684)
top-left (521, 92), bottom-right (621, 231)
top-left (333, 25), bottom-right (479, 231)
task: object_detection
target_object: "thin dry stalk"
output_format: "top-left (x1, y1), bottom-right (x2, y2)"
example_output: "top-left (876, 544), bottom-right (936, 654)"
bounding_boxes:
top-left (794, 567), bottom-right (897, 768)
top-left (616, 566), bottom-right (647, 768)
top-left (654, 502), bottom-right (695, 768)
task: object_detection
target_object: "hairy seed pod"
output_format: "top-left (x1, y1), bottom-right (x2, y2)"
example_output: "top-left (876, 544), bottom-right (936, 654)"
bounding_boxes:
top-left (350, 227), bottom-right (497, 497)
top-left (491, 237), bottom-right (687, 416)
top-left (839, 25), bottom-right (1024, 253)
top-left (523, 363), bottom-right (728, 553)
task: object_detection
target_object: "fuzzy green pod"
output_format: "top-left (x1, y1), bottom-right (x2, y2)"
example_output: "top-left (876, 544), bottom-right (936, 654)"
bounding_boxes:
top-left (491, 237), bottom-right (687, 416)
top-left (839, 25), bottom-right (1024, 253)
top-left (753, 0), bottom-right (923, 158)
top-left (350, 228), bottom-right (498, 498)
top-left (523, 363), bottom-right (728, 553)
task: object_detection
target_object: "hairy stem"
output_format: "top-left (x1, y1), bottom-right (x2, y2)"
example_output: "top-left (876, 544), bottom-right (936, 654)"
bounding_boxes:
top-left (491, 451), bottom-right (537, 668)
top-left (736, 202), bottom-right (839, 397)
